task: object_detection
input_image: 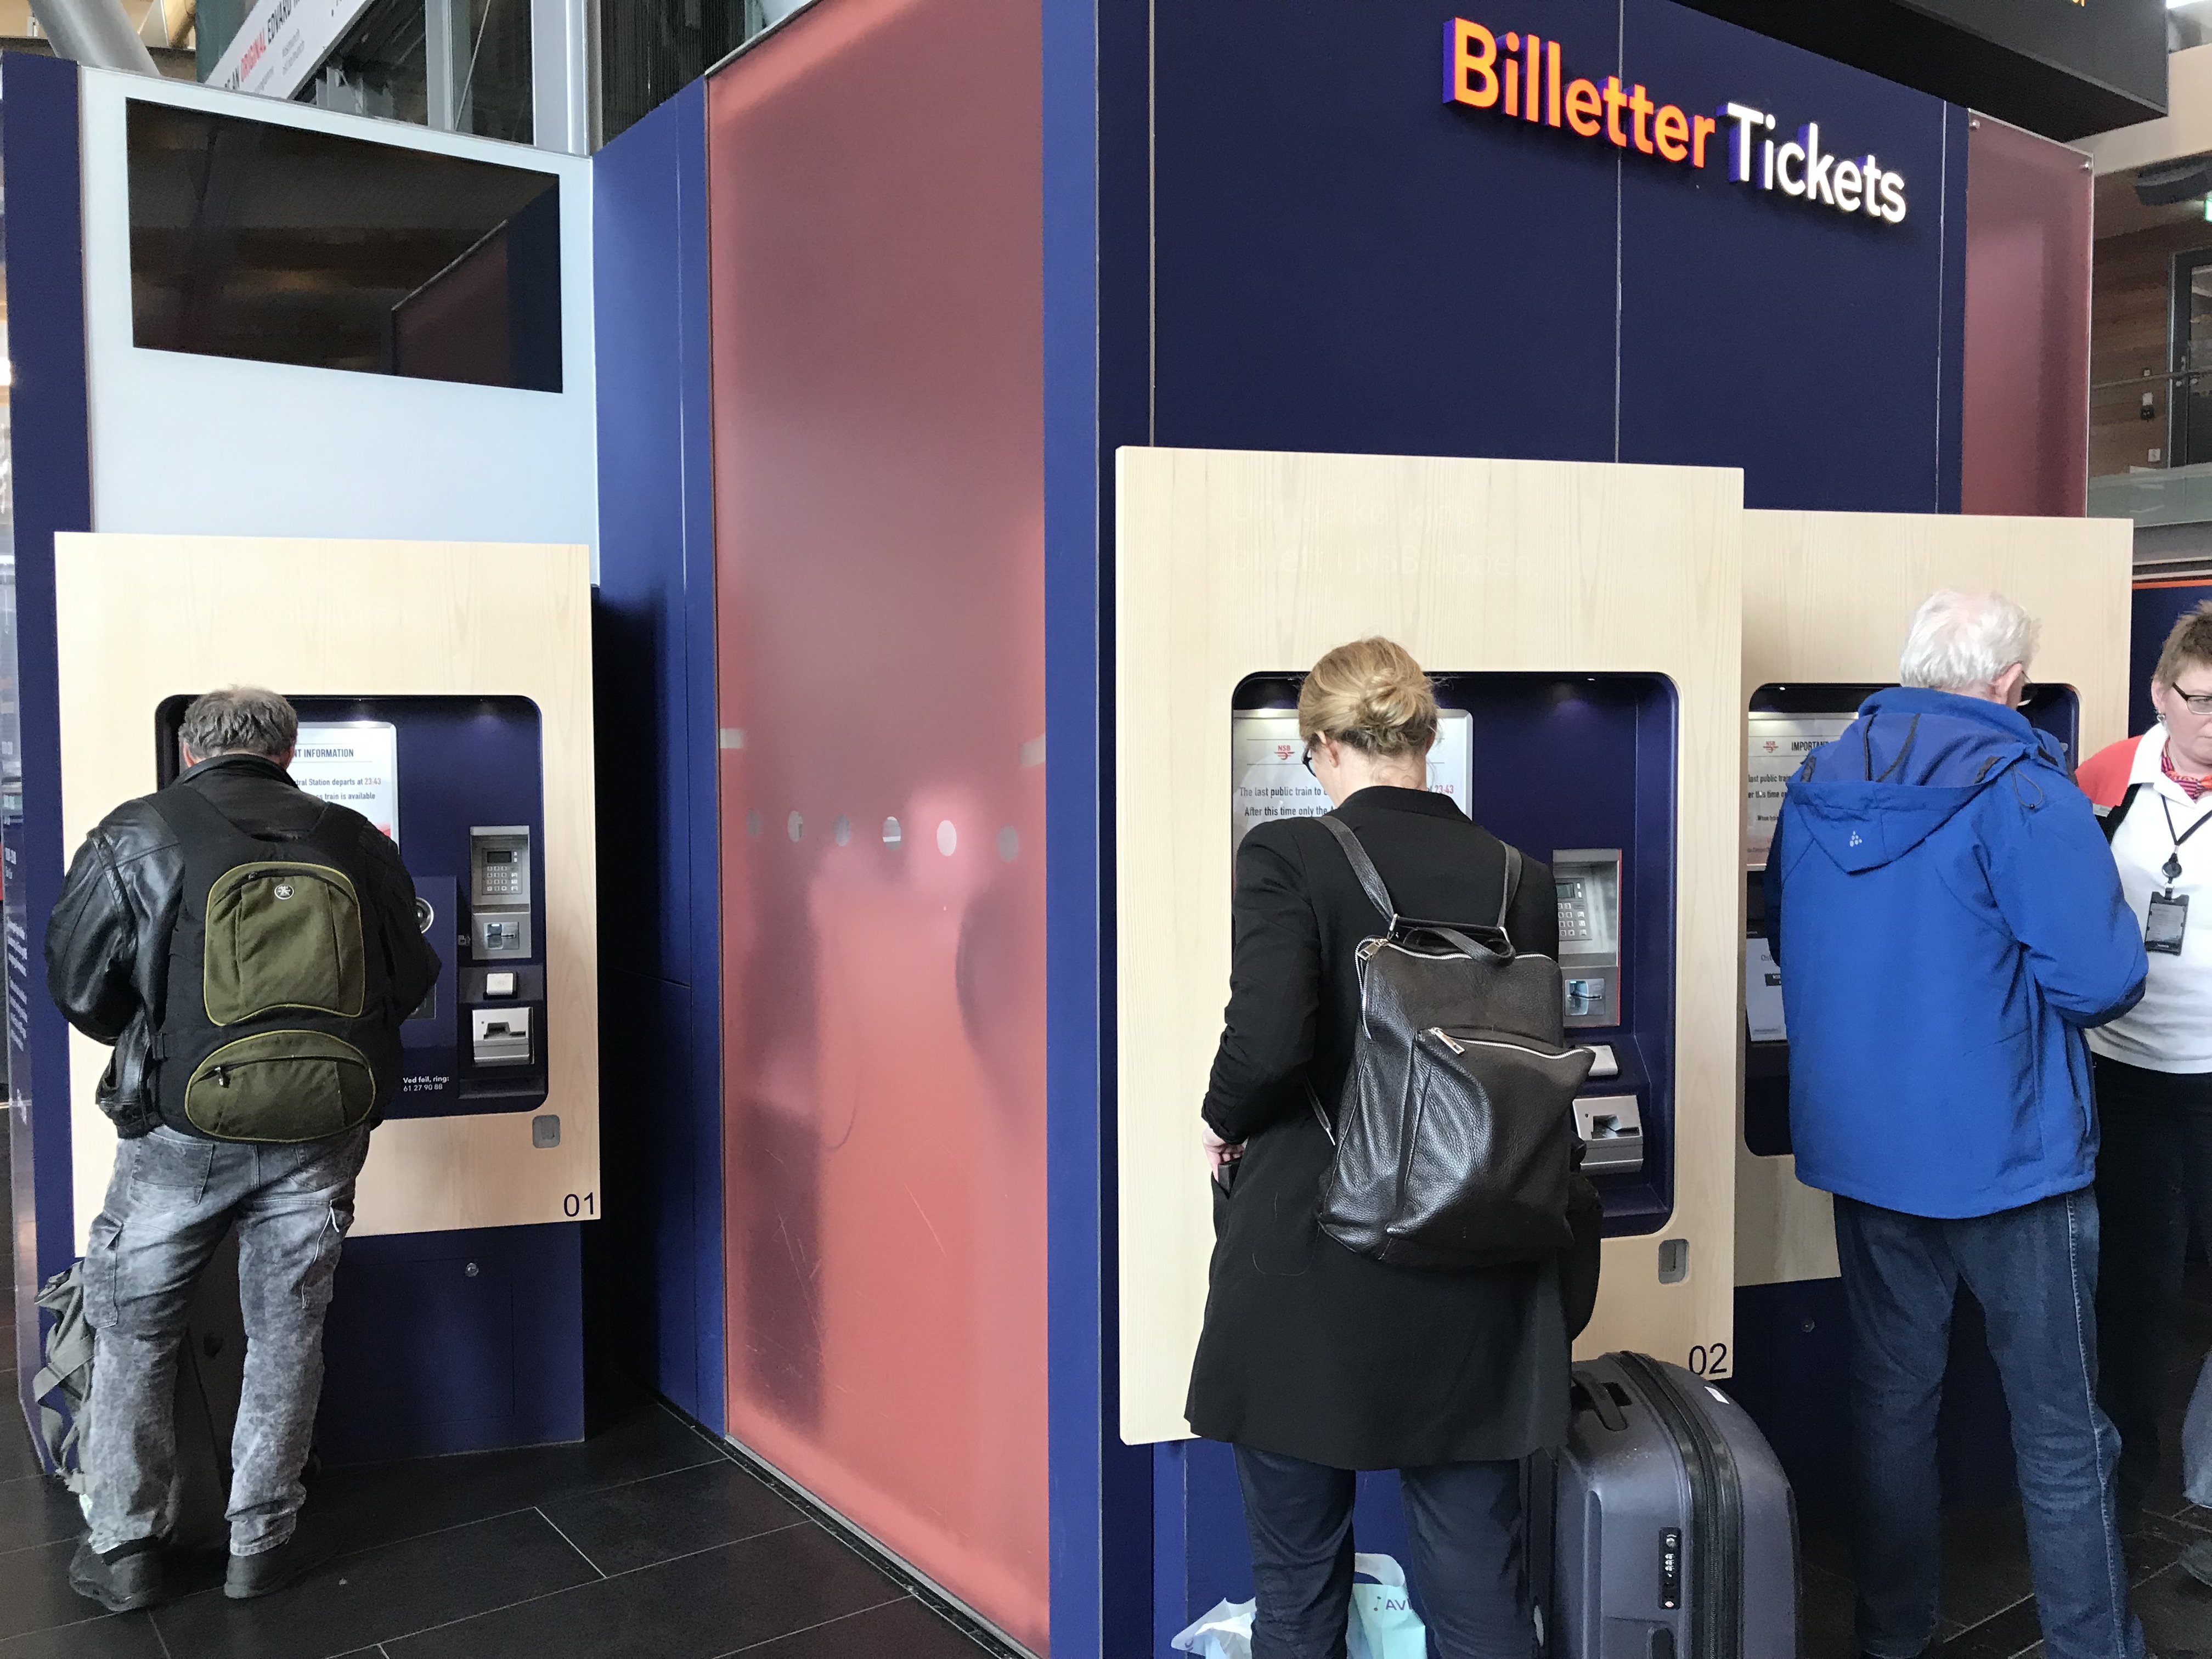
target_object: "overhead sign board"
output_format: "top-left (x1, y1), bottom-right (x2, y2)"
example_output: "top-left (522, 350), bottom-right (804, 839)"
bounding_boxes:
top-left (1666, 0), bottom-right (2163, 142)
top-left (210, 0), bottom-right (377, 100)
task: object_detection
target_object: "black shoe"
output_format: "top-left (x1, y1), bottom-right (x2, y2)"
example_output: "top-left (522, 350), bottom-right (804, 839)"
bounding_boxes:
top-left (69, 1538), bottom-right (168, 1612)
top-left (224, 1527), bottom-right (338, 1601)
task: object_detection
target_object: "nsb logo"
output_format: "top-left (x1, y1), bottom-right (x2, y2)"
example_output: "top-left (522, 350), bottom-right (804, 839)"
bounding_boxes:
top-left (1442, 18), bottom-right (1908, 224)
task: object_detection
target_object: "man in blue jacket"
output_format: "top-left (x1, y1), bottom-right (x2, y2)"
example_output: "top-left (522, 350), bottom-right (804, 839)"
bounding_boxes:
top-left (1765, 591), bottom-right (2151, 1659)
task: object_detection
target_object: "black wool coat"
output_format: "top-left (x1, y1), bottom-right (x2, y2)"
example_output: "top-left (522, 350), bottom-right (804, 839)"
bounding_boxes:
top-left (1185, 785), bottom-right (1584, 1470)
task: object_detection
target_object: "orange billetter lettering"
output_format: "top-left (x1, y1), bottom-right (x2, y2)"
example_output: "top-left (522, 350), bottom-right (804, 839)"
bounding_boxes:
top-left (1565, 78), bottom-right (1601, 137)
top-left (1447, 19), bottom-right (1499, 109)
top-left (1691, 112), bottom-right (1716, 167)
top-left (1655, 103), bottom-right (1689, 162)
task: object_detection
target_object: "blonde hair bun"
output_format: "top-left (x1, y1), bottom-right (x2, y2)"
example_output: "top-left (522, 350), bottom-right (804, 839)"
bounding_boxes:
top-left (1297, 637), bottom-right (1439, 760)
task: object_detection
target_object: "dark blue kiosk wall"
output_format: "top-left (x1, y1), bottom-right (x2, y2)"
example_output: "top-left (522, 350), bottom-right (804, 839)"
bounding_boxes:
top-left (596, 2), bottom-right (2000, 1652)
top-left (1140, 0), bottom-right (1966, 510)
top-left (1102, 3), bottom-right (1971, 1648)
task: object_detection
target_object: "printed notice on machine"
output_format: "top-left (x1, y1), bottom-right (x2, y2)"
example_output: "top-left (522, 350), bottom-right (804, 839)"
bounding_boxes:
top-left (292, 721), bottom-right (400, 848)
top-left (1231, 709), bottom-right (1472, 851)
top-left (1744, 934), bottom-right (1787, 1043)
top-left (1746, 713), bottom-right (1854, 865)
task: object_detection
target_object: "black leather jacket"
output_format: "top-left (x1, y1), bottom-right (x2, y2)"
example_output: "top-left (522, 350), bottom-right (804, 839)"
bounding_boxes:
top-left (42, 753), bottom-right (438, 1137)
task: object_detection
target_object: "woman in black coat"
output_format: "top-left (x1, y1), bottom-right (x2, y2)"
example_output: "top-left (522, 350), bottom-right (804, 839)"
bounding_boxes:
top-left (1188, 638), bottom-right (1587, 1659)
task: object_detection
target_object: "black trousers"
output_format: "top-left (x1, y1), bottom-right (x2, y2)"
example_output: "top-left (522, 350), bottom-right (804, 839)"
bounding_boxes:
top-left (1233, 1444), bottom-right (1531, 1659)
top-left (2091, 1054), bottom-right (2212, 1516)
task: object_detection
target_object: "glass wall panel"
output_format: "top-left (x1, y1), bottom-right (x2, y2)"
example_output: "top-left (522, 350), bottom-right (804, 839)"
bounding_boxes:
top-left (1960, 114), bottom-right (2091, 515)
top-left (706, 0), bottom-right (1046, 1647)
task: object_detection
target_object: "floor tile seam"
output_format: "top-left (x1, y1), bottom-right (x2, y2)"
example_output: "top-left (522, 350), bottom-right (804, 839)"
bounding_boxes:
top-left (364, 1519), bottom-right (820, 1649)
top-left (0, 1606), bottom-right (110, 1649)
top-left (313, 1498), bottom-right (577, 1562)
top-left (1941, 1588), bottom-right (2039, 1649)
top-left (0, 1528), bottom-right (83, 1562)
top-left (580, 1516), bottom-right (816, 1585)
top-left (0, 1520), bottom-right (86, 1564)
top-left (531, 1505), bottom-right (607, 1579)
top-left (706, 1593), bottom-right (915, 1659)
top-left (303, 1455), bottom-right (726, 1540)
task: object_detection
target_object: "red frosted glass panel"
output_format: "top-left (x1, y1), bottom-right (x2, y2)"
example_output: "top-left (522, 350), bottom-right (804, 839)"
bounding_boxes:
top-left (705, 2), bottom-right (1047, 1649)
top-left (1962, 114), bottom-right (2091, 516)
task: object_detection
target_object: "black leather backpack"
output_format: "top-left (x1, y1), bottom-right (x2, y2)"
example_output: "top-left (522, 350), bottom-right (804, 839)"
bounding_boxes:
top-left (1306, 815), bottom-right (1590, 1267)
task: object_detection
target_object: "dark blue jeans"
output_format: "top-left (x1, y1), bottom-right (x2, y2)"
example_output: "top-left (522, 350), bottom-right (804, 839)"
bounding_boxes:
top-left (1233, 1444), bottom-right (1529, 1659)
top-left (1834, 1191), bottom-right (2144, 1659)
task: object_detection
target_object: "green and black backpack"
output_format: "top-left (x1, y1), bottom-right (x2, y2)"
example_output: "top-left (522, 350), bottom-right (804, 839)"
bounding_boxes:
top-left (150, 783), bottom-right (404, 1143)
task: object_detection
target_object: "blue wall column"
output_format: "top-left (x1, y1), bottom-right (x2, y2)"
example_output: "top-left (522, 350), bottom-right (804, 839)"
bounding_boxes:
top-left (4, 51), bottom-right (92, 1444)
top-left (587, 77), bottom-right (726, 1432)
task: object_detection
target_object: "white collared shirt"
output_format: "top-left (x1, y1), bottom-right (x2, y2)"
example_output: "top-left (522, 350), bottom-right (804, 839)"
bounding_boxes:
top-left (2088, 729), bottom-right (2212, 1074)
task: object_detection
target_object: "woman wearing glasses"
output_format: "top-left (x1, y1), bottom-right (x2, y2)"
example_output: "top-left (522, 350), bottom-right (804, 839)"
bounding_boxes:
top-left (1188, 637), bottom-right (1598, 1658)
top-left (2078, 600), bottom-right (2212, 1551)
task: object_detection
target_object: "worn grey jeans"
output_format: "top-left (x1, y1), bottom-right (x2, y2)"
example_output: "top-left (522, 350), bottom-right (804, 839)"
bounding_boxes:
top-left (82, 1125), bottom-right (370, 1557)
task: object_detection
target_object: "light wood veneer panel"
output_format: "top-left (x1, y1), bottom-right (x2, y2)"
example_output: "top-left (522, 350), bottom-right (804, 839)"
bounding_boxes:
top-left (53, 534), bottom-right (599, 1244)
top-left (1115, 447), bottom-right (1746, 1444)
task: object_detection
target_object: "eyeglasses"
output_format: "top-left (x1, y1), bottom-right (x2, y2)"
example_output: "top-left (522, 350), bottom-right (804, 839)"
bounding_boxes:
top-left (2174, 686), bottom-right (2212, 716)
top-left (1300, 743), bottom-right (1317, 775)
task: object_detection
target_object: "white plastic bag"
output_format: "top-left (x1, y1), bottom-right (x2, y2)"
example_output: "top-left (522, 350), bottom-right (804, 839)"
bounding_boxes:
top-left (1169, 1554), bottom-right (1427, 1659)
top-left (1346, 1554), bottom-right (1428, 1659)
top-left (1170, 1598), bottom-right (1255, 1659)
top-left (2185, 1348), bottom-right (2212, 1509)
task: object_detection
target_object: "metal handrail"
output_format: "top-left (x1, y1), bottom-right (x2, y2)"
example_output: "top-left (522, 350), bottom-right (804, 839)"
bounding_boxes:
top-left (2096, 368), bottom-right (2212, 392)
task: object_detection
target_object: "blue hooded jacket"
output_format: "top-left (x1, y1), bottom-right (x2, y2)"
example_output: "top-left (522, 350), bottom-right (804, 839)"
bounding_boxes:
top-left (1762, 688), bottom-right (2146, 1220)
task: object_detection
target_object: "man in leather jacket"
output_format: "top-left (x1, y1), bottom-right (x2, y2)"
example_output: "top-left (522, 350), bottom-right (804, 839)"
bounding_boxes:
top-left (43, 687), bottom-right (436, 1612)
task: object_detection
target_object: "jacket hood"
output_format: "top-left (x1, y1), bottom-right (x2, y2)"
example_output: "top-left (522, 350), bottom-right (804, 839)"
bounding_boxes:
top-left (1786, 688), bottom-right (2054, 873)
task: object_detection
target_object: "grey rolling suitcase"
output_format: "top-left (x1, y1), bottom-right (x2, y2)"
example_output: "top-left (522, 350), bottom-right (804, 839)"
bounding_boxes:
top-left (1541, 1352), bottom-right (1798, 1659)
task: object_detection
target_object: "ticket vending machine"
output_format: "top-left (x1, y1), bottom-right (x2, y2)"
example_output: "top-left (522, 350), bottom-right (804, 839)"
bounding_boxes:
top-left (1231, 673), bottom-right (1679, 1235)
top-left (1122, 449), bottom-right (1746, 1628)
top-left (155, 696), bottom-right (554, 1126)
top-left (42, 534), bottom-right (599, 1462)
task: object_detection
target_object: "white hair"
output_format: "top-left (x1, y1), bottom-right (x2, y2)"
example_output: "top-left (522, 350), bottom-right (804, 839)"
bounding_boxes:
top-left (1897, 591), bottom-right (2040, 692)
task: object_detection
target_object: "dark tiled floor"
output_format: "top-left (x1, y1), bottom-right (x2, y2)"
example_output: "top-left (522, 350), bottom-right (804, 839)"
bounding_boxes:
top-left (1, 1131), bottom-right (1002, 1659)
top-left (1802, 1261), bottom-right (2212, 1659)
top-left (9, 1122), bottom-right (2210, 1656)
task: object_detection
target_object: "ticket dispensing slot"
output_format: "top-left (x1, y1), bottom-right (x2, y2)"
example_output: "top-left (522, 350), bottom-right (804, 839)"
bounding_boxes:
top-left (1232, 670), bottom-right (1678, 1234)
top-left (1574, 1095), bottom-right (1645, 1175)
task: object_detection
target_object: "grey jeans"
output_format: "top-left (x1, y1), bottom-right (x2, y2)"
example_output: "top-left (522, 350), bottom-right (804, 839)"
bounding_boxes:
top-left (82, 1125), bottom-right (370, 1556)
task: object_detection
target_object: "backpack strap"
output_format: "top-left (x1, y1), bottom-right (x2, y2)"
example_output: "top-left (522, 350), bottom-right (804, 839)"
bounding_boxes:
top-left (1317, 815), bottom-right (1399, 930)
top-left (1316, 813), bottom-right (1519, 955)
top-left (2096, 781), bottom-right (2145, 845)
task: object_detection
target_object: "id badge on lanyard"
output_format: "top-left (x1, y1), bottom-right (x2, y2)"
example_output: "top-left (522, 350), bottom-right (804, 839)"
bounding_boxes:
top-left (2147, 889), bottom-right (2190, 955)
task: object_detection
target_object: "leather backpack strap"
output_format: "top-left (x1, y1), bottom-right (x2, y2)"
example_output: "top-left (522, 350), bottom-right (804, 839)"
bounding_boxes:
top-left (1496, 842), bottom-right (1522, 935)
top-left (2097, 781), bottom-right (2144, 846)
top-left (1317, 814), bottom-right (1399, 930)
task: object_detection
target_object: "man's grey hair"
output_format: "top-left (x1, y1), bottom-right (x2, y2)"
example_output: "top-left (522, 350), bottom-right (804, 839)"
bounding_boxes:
top-left (178, 687), bottom-right (298, 760)
top-left (1897, 591), bottom-right (2040, 692)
